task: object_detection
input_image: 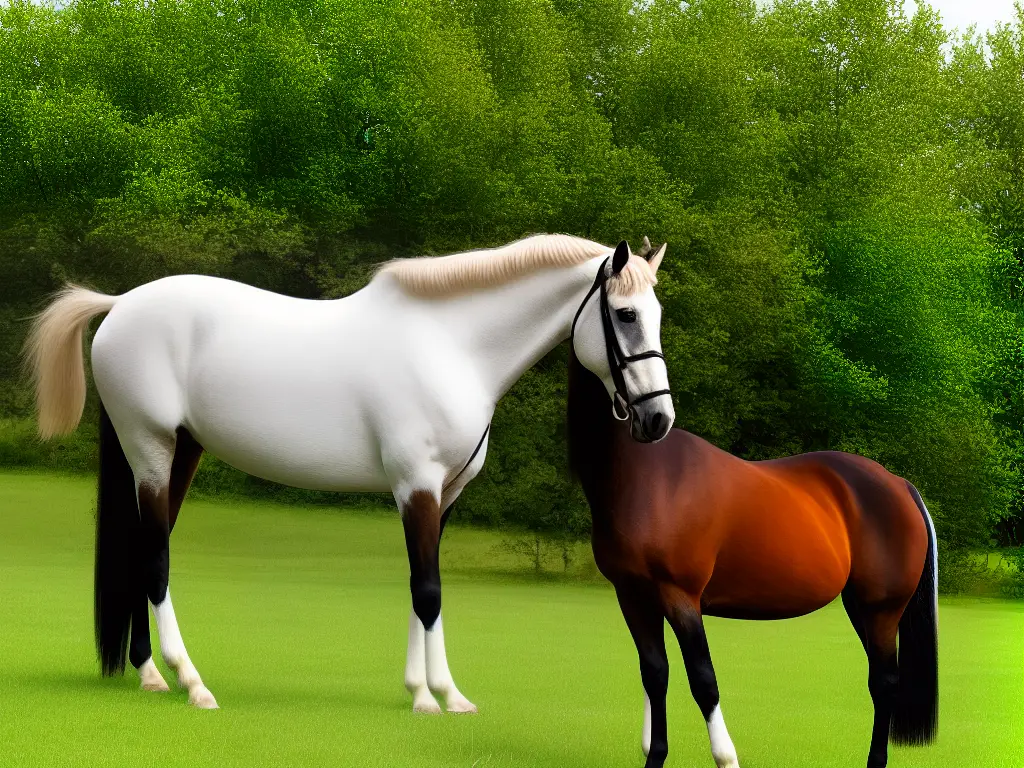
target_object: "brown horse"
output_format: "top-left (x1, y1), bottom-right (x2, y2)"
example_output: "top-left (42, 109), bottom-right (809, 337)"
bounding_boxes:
top-left (567, 352), bottom-right (938, 768)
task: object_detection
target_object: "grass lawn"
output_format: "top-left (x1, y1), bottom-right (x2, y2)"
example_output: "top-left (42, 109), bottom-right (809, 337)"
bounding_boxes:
top-left (0, 471), bottom-right (1021, 767)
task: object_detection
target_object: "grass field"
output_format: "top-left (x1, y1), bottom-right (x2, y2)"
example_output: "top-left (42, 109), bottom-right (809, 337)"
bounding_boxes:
top-left (0, 471), bottom-right (1021, 767)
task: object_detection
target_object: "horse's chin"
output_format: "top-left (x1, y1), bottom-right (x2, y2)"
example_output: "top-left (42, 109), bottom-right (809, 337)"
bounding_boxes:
top-left (630, 410), bottom-right (674, 443)
top-left (630, 419), bottom-right (659, 444)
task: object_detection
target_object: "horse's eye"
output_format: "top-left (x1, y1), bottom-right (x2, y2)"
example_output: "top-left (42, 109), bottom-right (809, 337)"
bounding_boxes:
top-left (616, 308), bottom-right (637, 323)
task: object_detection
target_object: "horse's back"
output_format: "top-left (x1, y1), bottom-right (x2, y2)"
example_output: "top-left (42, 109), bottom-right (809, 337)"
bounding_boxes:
top-left (91, 274), bottom-right (349, 422)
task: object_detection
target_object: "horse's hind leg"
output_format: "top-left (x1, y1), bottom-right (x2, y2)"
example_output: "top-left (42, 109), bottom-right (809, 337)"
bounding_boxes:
top-left (137, 476), bottom-right (217, 709)
top-left (613, 583), bottom-right (669, 768)
top-left (131, 596), bottom-right (168, 691)
top-left (663, 590), bottom-right (740, 768)
top-left (111, 413), bottom-right (216, 709)
top-left (128, 427), bottom-right (204, 694)
top-left (859, 607), bottom-right (902, 768)
top-left (841, 585), bottom-right (867, 651)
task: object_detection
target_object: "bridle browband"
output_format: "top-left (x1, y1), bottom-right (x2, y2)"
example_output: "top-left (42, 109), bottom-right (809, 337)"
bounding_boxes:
top-left (571, 257), bottom-right (672, 422)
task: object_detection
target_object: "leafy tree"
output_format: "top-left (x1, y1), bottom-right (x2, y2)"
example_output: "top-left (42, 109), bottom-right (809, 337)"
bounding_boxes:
top-left (0, 0), bottom-right (1021, 559)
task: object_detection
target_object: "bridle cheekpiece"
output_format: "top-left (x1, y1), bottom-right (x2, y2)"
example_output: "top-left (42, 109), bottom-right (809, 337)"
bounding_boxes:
top-left (571, 256), bottom-right (672, 422)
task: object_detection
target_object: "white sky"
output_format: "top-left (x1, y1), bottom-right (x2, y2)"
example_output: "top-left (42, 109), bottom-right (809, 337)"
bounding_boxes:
top-left (908, 0), bottom-right (1020, 34)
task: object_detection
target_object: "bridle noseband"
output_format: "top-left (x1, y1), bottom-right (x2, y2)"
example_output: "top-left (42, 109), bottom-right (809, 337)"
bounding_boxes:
top-left (571, 257), bottom-right (672, 422)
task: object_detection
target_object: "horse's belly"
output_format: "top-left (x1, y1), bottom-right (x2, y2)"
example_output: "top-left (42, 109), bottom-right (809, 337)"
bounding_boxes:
top-left (185, 369), bottom-right (390, 492)
top-left (701, 525), bottom-right (851, 620)
top-left (193, 421), bottom-right (390, 492)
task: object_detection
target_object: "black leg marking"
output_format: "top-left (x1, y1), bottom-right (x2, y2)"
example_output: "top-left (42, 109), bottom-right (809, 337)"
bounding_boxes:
top-left (137, 484), bottom-right (170, 607)
top-left (615, 585), bottom-right (669, 768)
top-left (129, 428), bottom-right (204, 669)
top-left (402, 490), bottom-right (442, 631)
top-left (666, 603), bottom-right (721, 724)
top-left (862, 610), bottom-right (901, 768)
top-left (867, 652), bottom-right (899, 767)
top-left (128, 591), bottom-right (152, 670)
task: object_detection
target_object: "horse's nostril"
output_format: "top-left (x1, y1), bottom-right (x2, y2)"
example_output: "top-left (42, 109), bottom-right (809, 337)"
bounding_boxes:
top-left (648, 412), bottom-right (663, 436)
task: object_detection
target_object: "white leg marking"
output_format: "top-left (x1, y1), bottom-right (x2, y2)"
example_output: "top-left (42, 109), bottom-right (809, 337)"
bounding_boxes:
top-left (707, 704), bottom-right (739, 768)
top-left (405, 611), bottom-right (442, 714)
top-left (642, 691), bottom-right (652, 756)
top-left (425, 615), bottom-right (477, 713)
top-left (152, 591), bottom-right (218, 709)
top-left (138, 657), bottom-right (170, 692)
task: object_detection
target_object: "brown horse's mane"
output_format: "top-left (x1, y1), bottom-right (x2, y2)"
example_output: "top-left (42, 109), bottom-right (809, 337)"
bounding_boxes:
top-left (567, 350), bottom-right (614, 487)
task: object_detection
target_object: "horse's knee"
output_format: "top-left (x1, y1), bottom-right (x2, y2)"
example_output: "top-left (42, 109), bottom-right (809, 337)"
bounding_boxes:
top-left (640, 655), bottom-right (669, 697)
top-left (411, 580), bottom-right (442, 630)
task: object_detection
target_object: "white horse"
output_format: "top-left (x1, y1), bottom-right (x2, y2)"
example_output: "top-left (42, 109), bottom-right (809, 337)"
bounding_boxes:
top-left (25, 234), bottom-right (673, 713)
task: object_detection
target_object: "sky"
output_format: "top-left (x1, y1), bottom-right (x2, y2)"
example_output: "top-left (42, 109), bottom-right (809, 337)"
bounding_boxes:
top-left (907, 0), bottom-right (1020, 34)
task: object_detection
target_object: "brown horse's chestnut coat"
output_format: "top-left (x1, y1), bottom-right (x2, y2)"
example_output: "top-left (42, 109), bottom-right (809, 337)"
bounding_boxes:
top-left (568, 353), bottom-right (937, 768)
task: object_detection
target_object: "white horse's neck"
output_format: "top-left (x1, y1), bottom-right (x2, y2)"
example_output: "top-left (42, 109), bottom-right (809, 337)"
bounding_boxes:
top-left (392, 257), bottom-right (604, 403)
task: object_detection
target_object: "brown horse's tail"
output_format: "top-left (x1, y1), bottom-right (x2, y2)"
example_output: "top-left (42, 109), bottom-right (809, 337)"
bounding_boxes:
top-left (891, 482), bottom-right (939, 745)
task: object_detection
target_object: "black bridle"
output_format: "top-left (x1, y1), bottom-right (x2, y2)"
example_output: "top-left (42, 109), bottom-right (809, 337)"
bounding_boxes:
top-left (571, 257), bottom-right (672, 422)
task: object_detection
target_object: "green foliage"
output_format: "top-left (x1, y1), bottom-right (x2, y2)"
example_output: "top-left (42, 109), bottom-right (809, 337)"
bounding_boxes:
top-left (1, 0), bottom-right (1024, 575)
top-left (1003, 547), bottom-right (1024, 598)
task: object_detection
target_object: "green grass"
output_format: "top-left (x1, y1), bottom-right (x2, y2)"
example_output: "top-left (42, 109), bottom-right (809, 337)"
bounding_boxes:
top-left (0, 472), bottom-right (1021, 767)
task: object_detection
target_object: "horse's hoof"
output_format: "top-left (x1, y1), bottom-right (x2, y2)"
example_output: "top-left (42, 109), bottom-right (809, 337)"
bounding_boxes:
top-left (412, 688), bottom-right (442, 714)
top-left (139, 660), bottom-right (170, 692)
top-left (447, 700), bottom-right (478, 714)
top-left (189, 686), bottom-right (219, 709)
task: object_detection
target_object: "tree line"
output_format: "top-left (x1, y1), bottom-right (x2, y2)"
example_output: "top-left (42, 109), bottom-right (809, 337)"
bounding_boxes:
top-left (2, 0), bottom-right (1023, 563)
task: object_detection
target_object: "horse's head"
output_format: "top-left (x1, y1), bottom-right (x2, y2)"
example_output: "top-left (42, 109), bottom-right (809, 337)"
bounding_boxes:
top-left (571, 238), bottom-right (674, 443)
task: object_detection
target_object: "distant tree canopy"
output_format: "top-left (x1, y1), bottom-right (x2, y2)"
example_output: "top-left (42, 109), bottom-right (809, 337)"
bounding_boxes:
top-left (1, 0), bottom-right (1023, 549)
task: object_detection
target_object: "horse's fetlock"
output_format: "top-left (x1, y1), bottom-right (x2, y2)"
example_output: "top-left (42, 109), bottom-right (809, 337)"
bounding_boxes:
top-left (644, 744), bottom-right (668, 768)
top-left (412, 581), bottom-right (442, 629)
top-left (426, 672), bottom-right (451, 696)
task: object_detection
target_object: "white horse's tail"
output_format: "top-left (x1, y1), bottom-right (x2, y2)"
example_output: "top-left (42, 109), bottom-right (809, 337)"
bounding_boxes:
top-left (25, 285), bottom-right (119, 439)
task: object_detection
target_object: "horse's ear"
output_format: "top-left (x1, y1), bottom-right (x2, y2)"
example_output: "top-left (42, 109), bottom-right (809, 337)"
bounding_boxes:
top-left (637, 236), bottom-right (653, 259)
top-left (648, 242), bottom-right (667, 273)
top-left (612, 240), bottom-right (630, 274)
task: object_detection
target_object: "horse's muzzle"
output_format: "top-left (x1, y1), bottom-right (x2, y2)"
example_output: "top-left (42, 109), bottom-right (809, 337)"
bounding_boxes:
top-left (630, 401), bottom-right (674, 443)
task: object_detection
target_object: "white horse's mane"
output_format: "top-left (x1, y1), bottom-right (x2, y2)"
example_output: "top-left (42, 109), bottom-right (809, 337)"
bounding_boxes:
top-left (376, 233), bottom-right (656, 297)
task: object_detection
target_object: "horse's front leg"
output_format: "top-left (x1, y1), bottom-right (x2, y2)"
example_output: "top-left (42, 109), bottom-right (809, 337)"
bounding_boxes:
top-left (614, 583), bottom-right (670, 768)
top-left (664, 589), bottom-right (739, 768)
top-left (399, 488), bottom-right (476, 714)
